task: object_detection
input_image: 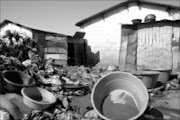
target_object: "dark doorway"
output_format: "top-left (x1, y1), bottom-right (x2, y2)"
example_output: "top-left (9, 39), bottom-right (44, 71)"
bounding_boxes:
top-left (68, 43), bottom-right (75, 66)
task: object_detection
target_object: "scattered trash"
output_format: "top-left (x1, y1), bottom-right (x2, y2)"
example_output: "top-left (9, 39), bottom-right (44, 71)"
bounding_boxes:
top-left (0, 29), bottom-right (180, 120)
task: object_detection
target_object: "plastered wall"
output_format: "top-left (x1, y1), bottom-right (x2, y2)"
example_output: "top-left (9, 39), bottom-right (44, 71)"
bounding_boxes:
top-left (80, 3), bottom-right (180, 66)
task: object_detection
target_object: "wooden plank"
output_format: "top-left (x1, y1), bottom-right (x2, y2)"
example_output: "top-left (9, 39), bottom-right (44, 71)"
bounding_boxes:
top-left (54, 59), bottom-right (67, 65)
top-left (46, 36), bottom-right (67, 42)
top-left (119, 36), bottom-right (128, 71)
top-left (45, 53), bottom-right (67, 60)
top-left (45, 47), bottom-right (67, 54)
top-left (126, 31), bottom-right (137, 71)
top-left (46, 41), bottom-right (67, 48)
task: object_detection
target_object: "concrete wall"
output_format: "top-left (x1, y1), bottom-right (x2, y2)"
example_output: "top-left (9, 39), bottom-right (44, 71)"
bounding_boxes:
top-left (80, 3), bottom-right (180, 66)
top-left (81, 20), bottom-right (121, 66)
top-left (0, 23), bottom-right (33, 38)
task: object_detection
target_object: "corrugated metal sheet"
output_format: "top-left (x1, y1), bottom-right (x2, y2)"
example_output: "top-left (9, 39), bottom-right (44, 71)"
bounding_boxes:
top-left (137, 22), bottom-right (173, 70)
top-left (120, 20), bottom-right (180, 72)
top-left (172, 22), bottom-right (180, 70)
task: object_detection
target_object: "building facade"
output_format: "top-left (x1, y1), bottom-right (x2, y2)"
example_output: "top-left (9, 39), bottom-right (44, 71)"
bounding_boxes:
top-left (76, 0), bottom-right (180, 66)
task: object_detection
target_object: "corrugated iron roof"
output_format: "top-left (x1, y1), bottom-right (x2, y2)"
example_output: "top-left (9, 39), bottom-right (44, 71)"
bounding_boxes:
top-left (75, 0), bottom-right (180, 27)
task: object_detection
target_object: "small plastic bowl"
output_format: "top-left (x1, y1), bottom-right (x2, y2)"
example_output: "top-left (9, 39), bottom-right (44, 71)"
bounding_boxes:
top-left (21, 87), bottom-right (57, 110)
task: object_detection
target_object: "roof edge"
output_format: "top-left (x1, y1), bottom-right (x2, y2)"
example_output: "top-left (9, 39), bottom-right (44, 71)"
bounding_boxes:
top-left (75, 0), bottom-right (180, 27)
top-left (0, 19), bottom-right (70, 37)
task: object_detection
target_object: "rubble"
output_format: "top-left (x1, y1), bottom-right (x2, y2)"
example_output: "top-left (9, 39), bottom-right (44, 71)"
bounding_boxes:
top-left (0, 30), bottom-right (180, 120)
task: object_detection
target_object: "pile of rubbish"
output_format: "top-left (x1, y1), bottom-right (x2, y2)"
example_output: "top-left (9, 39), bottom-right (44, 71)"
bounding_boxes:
top-left (0, 30), bottom-right (117, 120)
top-left (0, 30), bottom-right (180, 120)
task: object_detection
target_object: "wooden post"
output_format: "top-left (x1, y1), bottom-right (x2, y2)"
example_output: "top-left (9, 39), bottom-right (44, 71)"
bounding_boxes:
top-left (119, 36), bottom-right (128, 71)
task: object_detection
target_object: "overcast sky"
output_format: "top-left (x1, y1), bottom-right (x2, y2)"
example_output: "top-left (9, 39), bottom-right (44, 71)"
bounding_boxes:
top-left (0, 0), bottom-right (179, 36)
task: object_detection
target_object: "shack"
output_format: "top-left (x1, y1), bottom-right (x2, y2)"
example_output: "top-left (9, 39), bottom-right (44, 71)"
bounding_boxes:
top-left (0, 20), bottom-right (87, 66)
top-left (119, 20), bottom-right (180, 73)
top-left (45, 34), bottom-right (86, 66)
top-left (76, 0), bottom-right (180, 66)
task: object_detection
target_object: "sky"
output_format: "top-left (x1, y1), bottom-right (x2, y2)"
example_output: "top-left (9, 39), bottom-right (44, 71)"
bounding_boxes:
top-left (0, 0), bottom-right (121, 36)
top-left (0, 0), bottom-right (180, 36)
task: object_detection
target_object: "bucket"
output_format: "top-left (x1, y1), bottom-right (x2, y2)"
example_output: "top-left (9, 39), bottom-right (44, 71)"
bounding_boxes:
top-left (1, 70), bottom-right (36, 94)
top-left (91, 72), bottom-right (149, 120)
top-left (131, 71), bottom-right (160, 89)
top-left (156, 69), bottom-right (171, 82)
top-left (142, 69), bottom-right (171, 82)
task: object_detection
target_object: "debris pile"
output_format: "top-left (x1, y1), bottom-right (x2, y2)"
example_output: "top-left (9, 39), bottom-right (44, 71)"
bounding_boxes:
top-left (0, 30), bottom-right (180, 120)
top-left (0, 30), bottom-right (115, 120)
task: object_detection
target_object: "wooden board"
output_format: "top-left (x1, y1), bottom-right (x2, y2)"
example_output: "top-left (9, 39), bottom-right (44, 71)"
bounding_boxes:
top-left (45, 47), bottom-right (67, 54)
top-left (45, 53), bottom-right (67, 60)
top-left (46, 36), bottom-right (67, 42)
top-left (126, 30), bottom-right (137, 71)
top-left (119, 25), bottom-right (137, 71)
top-left (54, 59), bottom-right (67, 65)
top-left (46, 41), bottom-right (67, 48)
top-left (119, 36), bottom-right (128, 71)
